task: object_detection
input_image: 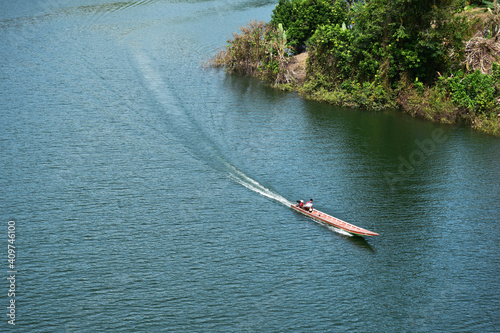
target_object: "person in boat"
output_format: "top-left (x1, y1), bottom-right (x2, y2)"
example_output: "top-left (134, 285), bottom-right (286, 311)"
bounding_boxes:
top-left (304, 199), bottom-right (313, 212)
top-left (296, 200), bottom-right (304, 208)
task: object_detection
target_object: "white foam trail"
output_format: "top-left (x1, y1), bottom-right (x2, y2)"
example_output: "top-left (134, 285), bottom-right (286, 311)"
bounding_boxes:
top-left (132, 49), bottom-right (185, 119)
top-left (325, 225), bottom-right (353, 237)
top-left (224, 162), bottom-right (292, 207)
top-left (225, 163), bottom-right (352, 237)
top-left (231, 171), bottom-right (354, 237)
top-left (229, 174), bottom-right (291, 206)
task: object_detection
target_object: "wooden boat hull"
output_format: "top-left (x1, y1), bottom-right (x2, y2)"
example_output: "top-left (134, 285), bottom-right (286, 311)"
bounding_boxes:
top-left (291, 204), bottom-right (379, 237)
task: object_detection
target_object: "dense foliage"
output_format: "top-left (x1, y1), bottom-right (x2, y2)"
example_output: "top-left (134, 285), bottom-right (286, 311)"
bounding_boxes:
top-left (441, 64), bottom-right (500, 115)
top-left (307, 0), bottom-right (471, 87)
top-left (270, 0), bottom-right (348, 52)
top-left (210, 21), bottom-right (291, 84)
top-left (211, 0), bottom-right (500, 135)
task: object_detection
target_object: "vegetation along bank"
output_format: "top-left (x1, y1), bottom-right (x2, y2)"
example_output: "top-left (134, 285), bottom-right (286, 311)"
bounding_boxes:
top-left (210, 0), bottom-right (500, 136)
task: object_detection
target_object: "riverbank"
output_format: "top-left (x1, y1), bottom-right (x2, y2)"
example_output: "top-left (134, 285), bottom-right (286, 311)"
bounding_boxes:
top-left (282, 52), bottom-right (500, 136)
top-left (212, 47), bottom-right (500, 136)
top-left (210, 1), bottom-right (500, 136)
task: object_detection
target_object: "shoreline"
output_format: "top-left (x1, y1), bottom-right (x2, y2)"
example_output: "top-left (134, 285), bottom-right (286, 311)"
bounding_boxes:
top-left (209, 6), bottom-right (500, 138)
top-left (271, 52), bottom-right (500, 136)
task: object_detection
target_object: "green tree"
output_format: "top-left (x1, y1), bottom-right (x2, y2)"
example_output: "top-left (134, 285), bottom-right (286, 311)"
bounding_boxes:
top-left (308, 23), bottom-right (354, 88)
top-left (271, 0), bottom-right (348, 53)
top-left (352, 0), bottom-right (468, 85)
top-left (307, 0), bottom-right (471, 87)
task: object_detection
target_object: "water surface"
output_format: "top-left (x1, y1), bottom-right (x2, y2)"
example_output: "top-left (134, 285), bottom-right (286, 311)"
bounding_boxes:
top-left (1, 0), bottom-right (499, 332)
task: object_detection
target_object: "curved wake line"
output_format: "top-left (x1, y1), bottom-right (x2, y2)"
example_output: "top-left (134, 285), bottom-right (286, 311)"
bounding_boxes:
top-left (227, 162), bottom-right (354, 237)
top-left (229, 173), bottom-right (291, 206)
top-left (223, 162), bottom-right (354, 237)
top-left (133, 49), bottom-right (293, 208)
top-left (132, 50), bottom-right (352, 237)
top-left (229, 168), bottom-right (353, 237)
top-left (224, 161), bottom-right (292, 207)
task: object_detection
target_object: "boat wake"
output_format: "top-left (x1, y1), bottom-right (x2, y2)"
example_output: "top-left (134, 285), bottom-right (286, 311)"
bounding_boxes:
top-left (225, 161), bottom-right (292, 207)
top-left (131, 49), bottom-right (356, 238)
top-left (131, 49), bottom-right (294, 208)
top-left (226, 162), bottom-right (358, 237)
top-left (126, 49), bottom-right (358, 238)
top-left (324, 225), bottom-right (353, 237)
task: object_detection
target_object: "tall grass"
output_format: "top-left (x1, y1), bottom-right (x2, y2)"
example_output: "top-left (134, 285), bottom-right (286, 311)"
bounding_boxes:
top-left (210, 21), bottom-right (292, 84)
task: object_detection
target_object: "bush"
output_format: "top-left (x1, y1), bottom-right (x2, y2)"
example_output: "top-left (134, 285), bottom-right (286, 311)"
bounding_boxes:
top-left (446, 70), bottom-right (498, 114)
top-left (271, 0), bottom-right (348, 53)
top-left (399, 83), bottom-right (459, 123)
top-left (307, 24), bottom-right (354, 88)
top-left (210, 21), bottom-right (292, 84)
top-left (472, 113), bottom-right (500, 135)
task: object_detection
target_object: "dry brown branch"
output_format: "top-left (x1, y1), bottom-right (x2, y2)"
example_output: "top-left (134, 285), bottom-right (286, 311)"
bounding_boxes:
top-left (463, 0), bottom-right (500, 73)
top-left (464, 32), bottom-right (500, 73)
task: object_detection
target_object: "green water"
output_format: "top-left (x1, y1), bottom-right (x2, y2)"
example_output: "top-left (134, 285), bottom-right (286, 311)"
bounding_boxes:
top-left (1, 0), bottom-right (499, 331)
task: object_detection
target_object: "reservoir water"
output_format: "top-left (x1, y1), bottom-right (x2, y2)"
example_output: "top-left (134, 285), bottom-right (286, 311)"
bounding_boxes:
top-left (1, 1), bottom-right (499, 331)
